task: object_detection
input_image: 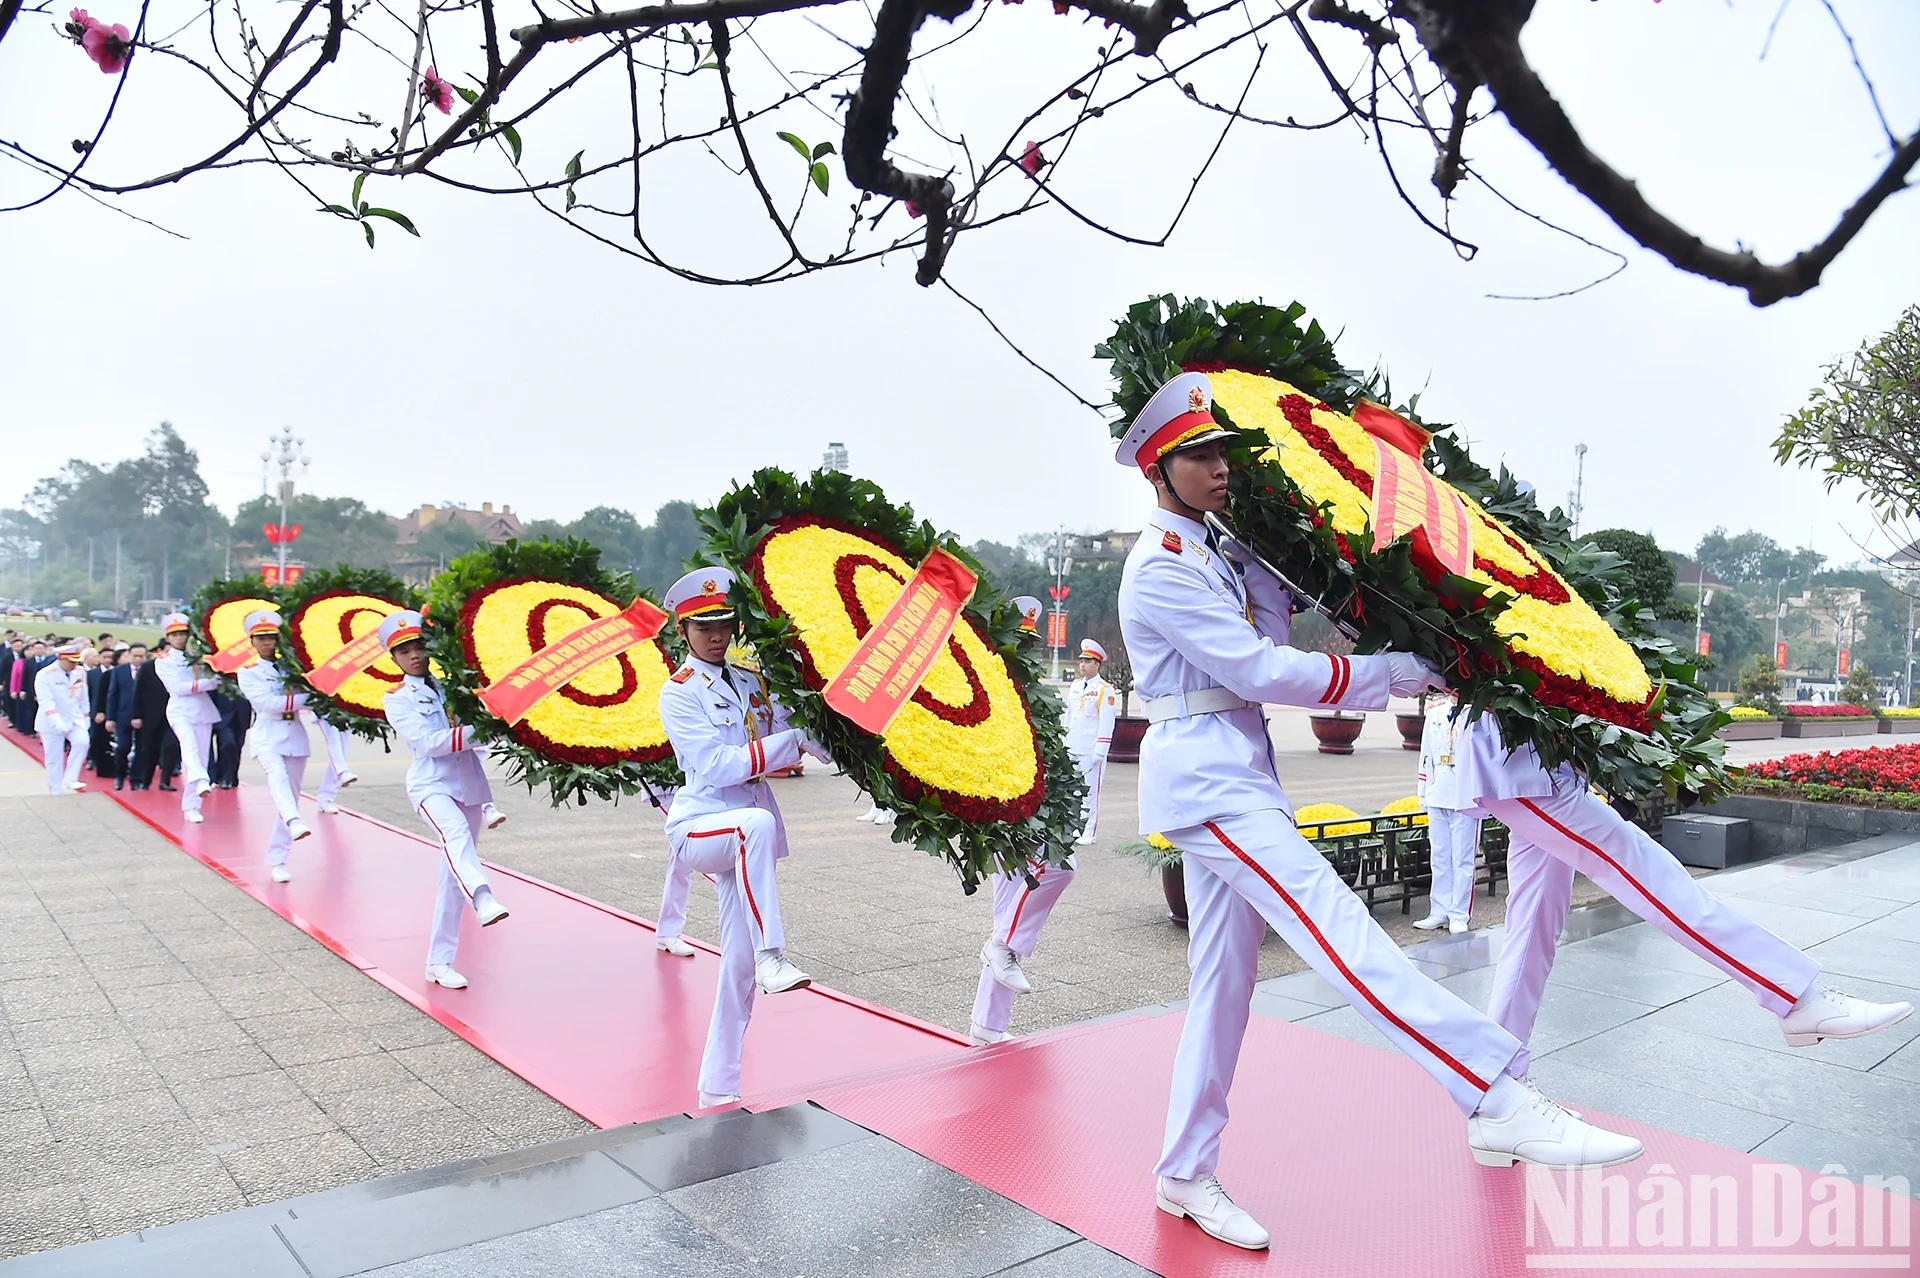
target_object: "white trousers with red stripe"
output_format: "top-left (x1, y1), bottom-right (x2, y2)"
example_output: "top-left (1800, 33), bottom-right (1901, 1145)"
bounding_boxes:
top-left (1157, 809), bottom-right (1523, 1181)
top-left (674, 806), bottom-right (786, 1097)
top-left (417, 794), bottom-right (493, 968)
top-left (656, 850), bottom-right (694, 941)
top-left (1075, 753), bottom-right (1105, 840)
top-left (1427, 807), bottom-right (1482, 926)
top-left (1483, 789), bottom-right (1820, 1076)
top-left (166, 704), bottom-right (212, 814)
top-left (258, 753), bottom-right (307, 868)
top-left (317, 722), bottom-right (351, 805)
top-left (971, 865), bottom-right (1077, 1034)
top-left (40, 726), bottom-right (87, 794)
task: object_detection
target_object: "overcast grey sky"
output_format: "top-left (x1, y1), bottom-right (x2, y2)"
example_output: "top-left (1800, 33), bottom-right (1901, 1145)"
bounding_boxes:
top-left (3, 0), bottom-right (1915, 564)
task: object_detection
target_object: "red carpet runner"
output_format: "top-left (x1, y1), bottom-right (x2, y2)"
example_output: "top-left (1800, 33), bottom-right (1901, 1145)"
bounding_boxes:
top-left (2, 730), bottom-right (964, 1127)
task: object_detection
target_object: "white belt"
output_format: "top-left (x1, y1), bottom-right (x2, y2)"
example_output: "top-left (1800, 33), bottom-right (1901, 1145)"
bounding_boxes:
top-left (1142, 687), bottom-right (1251, 723)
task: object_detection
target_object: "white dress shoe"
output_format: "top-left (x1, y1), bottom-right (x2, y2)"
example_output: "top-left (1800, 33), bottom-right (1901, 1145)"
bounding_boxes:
top-left (1467, 1075), bottom-right (1642, 1168)
top-left (657, 935), bottom-right (696, 957)
top-left (481, 803), bottom-right (507, 829)
top-left (288, 819), bottom-right (312, 841)
top-left (1781, 985), bottom-right (1915, 1047)
top-left (854, 804), bottom-right (879, 822)
top-left (1074, 835), bottom-right (1095, 846)
top-left (269, 864), bottom-right (292, 883)
top-left (183, 810), bottom-right (204, 824)
top-left (318, 798), bottom-right (339, 814)
top-left (969, 1021), bottom-right (1010, 1047)
top-left (1412, 913), bottom-right (1447, 930)
top-left (1448, 919), bottom-right (1469, 935)
top-left (698, 1091), bottom-right (742, 1108)
top-left (195, 780), bottom-right (213, 797)
top-left (337, 771), bottom-right (358, 788)
top-left (70, 781), bottom-right (87, 791)
top-left (425, 964), bottom-right (468, 989)
top-left (755, 951), bottom-right (812, 994)
top-left (870, 809), bottom-right (894, 824)
top-left (980, 941), bottom-right (1032, 995)
top-left (1155, 1174), bottom-right (1270, 1250)
top-left (475, 894), bottom-right (509, 927)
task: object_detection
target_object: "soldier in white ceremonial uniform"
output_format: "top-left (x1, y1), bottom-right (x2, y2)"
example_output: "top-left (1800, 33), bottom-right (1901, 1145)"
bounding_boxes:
top-left (154, 613), bottom-right (221, 824)
top-left (1065, 638), bottom-right (1119, 844)
top-left (34, 642), bottom-right (90, 795)
top-left (970, 604), bottom-right (1077, 1046)
top-left (235, 611), bottom-right (314, 880)
top-left (1413, 693), bottom-right (1478, 933)
top-left (1458, 711), bottom-right (1913, 1080)
top-left (1116, 373), bottom-right (1643, 1251)
top-left (658, 567), bottom-right (826, 1108)
top-left (650, 786), bottom-right (697, 958)
top-left (379, 611), bottom-right (509, 989)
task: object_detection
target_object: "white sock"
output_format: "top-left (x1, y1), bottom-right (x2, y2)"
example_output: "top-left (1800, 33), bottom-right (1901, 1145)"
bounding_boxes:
top-left (1475, 1073), bottom-right (1526, 1121)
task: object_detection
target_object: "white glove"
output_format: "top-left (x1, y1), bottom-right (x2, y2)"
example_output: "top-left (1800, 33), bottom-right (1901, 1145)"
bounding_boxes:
top-left (1385, 652), bottom-right (1447, 698)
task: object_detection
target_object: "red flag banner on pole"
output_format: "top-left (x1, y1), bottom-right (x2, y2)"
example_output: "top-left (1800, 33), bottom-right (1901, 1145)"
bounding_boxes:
top-left (824, 548), bottom-right (978, 736)
top-left (478, 597), bottom-right (670, 727)
top-left (1776, 641), bottom-right (1789, 669)
top-left (1839, 648), bottom-right (1851, 677)
top-left (207, 636), bottom-right (260, 674)
top-left (306, 613), bottom-right (397, 696)
top-left (1697, 632), bottom-right (1712, 657)
top-left (1046, 612), bottom-right (1068, 649)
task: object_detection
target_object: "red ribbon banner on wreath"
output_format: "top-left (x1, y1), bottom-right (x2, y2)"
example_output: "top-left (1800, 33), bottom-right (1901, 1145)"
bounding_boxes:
top-left (207, 637), bottom-right (260, 675)
top-left (306, 612), bottom-right (398, 697)
top-left (1355, 399), bottom-right (1473, 580)
top-left (825, 547), bottom-right (978, 736)
top-left (477, 596), bottom-right (670, 727)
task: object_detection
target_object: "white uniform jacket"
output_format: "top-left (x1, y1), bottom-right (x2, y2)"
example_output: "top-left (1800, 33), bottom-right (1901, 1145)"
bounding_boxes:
top-left (1452, 710), bottom-right (1581, 815)
top-left (1065, 675), bottom-right (1119, 762)
top-left (33, 663), bottom-right (86, 736)
top-left (659, 658), bottom-right (804, 860)
top-left (155, 650), bottom-right (222, 726)
top-left (1118, 508), bottom-right (1391, 834)
top-left (1416, 701), bottom-right (1465, 810)
top-left (237, 661), bottom-right (312, 757)
top-left (384, 674), bottom-right (491, 807)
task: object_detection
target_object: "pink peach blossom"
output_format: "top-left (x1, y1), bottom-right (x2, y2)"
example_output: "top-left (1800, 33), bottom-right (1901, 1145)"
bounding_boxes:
top-left (70, 8), bottom-right (132, 74)
top-left (421, 66), bottom-right (454, 114)
top-left (1018, 141), bottom-right (1043, 176)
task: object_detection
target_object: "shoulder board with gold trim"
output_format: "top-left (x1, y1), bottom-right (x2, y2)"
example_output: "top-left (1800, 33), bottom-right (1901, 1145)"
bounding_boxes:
top-left (670, 666), bottom-right (695, 684)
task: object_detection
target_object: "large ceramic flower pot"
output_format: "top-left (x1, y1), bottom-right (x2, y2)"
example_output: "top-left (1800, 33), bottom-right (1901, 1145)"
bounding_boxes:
top-left (1310, 713), bottom-right (1364, 755)
top-left (1161, 862), bottom-right (1188, 927)
top-left (1395, 712), bottom-right (1424, 751)
top-left (1108, 715), bottom-right (1148, 763)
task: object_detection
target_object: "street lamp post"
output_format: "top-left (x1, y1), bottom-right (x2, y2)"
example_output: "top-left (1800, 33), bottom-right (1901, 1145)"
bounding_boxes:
top-left (1045, 527), bottom-right (1073, 681)
top-left (263, 426), bottom-right (310, 579)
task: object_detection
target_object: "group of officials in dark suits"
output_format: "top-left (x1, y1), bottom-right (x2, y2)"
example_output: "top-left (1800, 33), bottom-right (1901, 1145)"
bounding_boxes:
top-left (2, 627), bottom-right (252, 788)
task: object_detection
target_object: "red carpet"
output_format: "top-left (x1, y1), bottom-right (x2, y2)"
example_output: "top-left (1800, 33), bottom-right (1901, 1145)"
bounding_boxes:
top-left (817, 1011), bottom-right (1917, 1277)
top-left (2, 729), bottom-right (964, 1127)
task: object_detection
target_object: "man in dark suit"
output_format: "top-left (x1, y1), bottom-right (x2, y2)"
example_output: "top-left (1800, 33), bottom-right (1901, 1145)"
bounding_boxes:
top-left (105, 643), bottom-right (145, 788)
top-left (210, 684), bottom-right (252, 788)
top-left (86, 649), bottom-right (115, 774)
top-left (130, 645), bottom-right (179, 790)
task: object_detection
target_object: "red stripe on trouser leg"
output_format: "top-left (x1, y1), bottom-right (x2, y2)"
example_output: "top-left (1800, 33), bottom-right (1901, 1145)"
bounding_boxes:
top-left (1514, 798), bottom-right (1798, 1004)
top-left (418, 802), bottom-right (476, 902)
top-left (1004, 884), bottom-right (1035, 946)
top-left (736, 833), bottom-right (766, 940)
top-left (1203, 820), bottom-right (1490, 1093)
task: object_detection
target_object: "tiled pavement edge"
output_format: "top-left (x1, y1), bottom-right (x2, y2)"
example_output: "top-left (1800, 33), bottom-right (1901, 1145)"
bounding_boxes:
top-left (0, 1103), bottom-right (1152, 1278)
top-left (1258, 832), bottom-right (1920, 1192)
top-left (0, 794), bottom-right (592, 1260)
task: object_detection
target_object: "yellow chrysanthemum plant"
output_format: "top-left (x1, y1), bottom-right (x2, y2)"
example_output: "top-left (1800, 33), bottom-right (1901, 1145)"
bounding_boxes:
top-left (423, 538), bottom-right (684, 806)
top-left (1099, 295), bottom-right (1731, 804)
top-left (272, 566), bottom-right (423, 745)
top-left (702, 466), bottom-right (1086, 893)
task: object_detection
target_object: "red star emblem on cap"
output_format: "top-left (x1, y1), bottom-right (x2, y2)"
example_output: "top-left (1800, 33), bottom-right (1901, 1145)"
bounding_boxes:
top-left (701, 578), bottom-right (718, 594)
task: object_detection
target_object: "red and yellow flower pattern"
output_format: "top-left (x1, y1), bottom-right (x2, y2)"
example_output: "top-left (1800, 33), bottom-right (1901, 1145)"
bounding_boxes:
top-left (1201, 367), bottom-right (1653, 729)
top-left (746, 517), bottom-right (1045, 822)
top-left (458, 577), bottom-right (674, 767)
top-left (289, 590), bottom-right (404, 720)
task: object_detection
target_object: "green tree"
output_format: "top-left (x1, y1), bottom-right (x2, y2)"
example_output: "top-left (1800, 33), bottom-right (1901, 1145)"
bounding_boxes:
top-left (1586, 529), bottom-right (1691, 620)
top-left (1841, 662), bottom-right (1880, 709)
top-left (1734, 654), bottom-right (1785, 716)
top-left (233, 494), bottom-right (399, 572)
top-left (1777, 305), bottom-right (1920, 520)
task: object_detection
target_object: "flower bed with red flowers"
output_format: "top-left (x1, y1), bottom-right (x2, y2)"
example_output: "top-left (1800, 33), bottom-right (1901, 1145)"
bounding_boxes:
top-left (1783, 703), bottom-right (1874, 720)
top-left (1743, 743), bottom-right (1920, 793)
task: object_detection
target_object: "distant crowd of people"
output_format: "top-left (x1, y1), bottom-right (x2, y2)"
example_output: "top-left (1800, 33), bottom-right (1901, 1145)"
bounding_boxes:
top-left (0, 627), bottom-right (254, 789)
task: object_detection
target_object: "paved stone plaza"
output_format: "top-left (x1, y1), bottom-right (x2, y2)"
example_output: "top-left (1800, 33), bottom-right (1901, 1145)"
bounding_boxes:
top-left (2, 707), bottom-right (1915, 1270)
